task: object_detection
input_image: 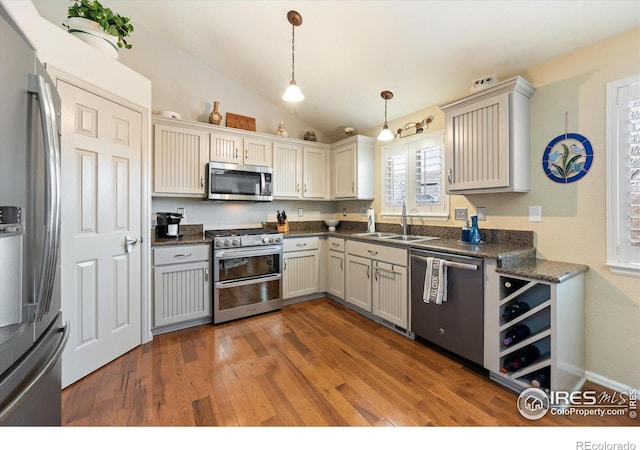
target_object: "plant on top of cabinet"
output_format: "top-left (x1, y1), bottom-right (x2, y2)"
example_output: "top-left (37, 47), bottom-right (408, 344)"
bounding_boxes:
top-left (64, 0), bottom-right (134, 59)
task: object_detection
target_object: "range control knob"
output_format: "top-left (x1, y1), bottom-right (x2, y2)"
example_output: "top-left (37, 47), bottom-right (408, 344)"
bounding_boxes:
top-left (273, 236), bottom-right (281, 243)
top-left (216, 240), bottom-right (223, 248)
top-left (231, 238), bottom-right (239, 246)
top-left (263, 237), bottom-right (272, 244)
top-left (223, 239), bottom-right (230, 247)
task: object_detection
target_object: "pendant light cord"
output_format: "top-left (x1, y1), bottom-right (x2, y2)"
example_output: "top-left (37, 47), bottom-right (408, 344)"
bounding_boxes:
top-left (291, 25), bottom-right (296, 82)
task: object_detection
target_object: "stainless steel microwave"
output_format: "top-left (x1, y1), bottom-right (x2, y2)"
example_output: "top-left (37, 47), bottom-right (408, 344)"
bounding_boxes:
top-left (207, 162), bottom-right (273, 201)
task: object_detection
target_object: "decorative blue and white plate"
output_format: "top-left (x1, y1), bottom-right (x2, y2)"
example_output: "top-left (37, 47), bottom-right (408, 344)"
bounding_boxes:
top-left (542, 133), bottom-right (593, 183)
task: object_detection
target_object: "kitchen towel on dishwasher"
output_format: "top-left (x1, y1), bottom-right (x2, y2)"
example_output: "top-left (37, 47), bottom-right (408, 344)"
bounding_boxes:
top-left (423, 257), bottom-right (448, 304)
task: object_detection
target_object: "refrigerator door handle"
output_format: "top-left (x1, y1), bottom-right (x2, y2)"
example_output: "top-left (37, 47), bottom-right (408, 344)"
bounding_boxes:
top-left (28, 73), bottom-right (61, 321)
top-left (0, 322), bottom-right (69, 424)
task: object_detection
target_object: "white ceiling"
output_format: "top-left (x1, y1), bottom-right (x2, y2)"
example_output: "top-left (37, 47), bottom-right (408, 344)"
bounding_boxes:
top-left (33, 0), bottom-right (640, 141)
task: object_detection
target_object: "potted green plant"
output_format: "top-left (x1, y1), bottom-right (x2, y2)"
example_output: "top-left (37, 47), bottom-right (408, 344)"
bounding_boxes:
top-left (64, 0), bottom-right (134, 59)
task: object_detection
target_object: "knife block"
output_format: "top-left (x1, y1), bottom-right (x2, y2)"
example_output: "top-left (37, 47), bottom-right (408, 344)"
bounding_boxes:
top-left (277, 220), bottom-right (289, 233)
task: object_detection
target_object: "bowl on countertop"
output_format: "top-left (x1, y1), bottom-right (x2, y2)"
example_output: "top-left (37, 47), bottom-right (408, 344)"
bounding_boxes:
top-left (324, 219), bottom-right (340, 232)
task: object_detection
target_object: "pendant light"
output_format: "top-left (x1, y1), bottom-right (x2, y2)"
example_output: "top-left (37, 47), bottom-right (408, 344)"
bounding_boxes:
top-left (377, 90), bottom-right (395, 141)
top-left (282, 10), bottom-right (304, 102)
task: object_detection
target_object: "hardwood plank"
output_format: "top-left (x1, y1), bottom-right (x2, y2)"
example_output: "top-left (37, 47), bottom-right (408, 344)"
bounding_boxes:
top-left (61, 297), bottom-right (637, 427)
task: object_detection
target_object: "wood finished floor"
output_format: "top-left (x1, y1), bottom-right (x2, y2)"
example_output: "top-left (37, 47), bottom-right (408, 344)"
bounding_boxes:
top-left (61, 298), bottom-right (637, 427)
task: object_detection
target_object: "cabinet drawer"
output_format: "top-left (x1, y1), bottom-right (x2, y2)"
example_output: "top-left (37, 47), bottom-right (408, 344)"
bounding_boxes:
top-left (327, 237), bottom-right (345, 252)
top-left (283, 236), bottom-right (319, 252)
top-left (346, 240), bottom-right (407, 266)
top-left (153, 244), bottom-right (210, 265)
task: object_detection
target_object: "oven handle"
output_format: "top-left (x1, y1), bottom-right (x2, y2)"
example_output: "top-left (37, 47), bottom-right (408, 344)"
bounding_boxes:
top-left (410, 254), bottom-right (478, 271)
top-left (215, 245), bottom-right (282, 259)
top-left (215, 273), bottom-right (281, 289)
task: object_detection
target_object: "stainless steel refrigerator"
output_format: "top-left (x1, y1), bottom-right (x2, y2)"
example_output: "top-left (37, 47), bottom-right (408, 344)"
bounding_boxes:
top-left (0, 6), bottom-right (68, 426)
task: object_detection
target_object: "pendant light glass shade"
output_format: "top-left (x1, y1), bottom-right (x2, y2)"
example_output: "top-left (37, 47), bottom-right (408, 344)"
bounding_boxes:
top-left (283, 80), bottom-right (304, 102)
top-left (283, 11), bottom-right (303, 103)
top-left (377, 125), bottom-right (395, 141)
top-left (377, 90), bottom-right (395, 141)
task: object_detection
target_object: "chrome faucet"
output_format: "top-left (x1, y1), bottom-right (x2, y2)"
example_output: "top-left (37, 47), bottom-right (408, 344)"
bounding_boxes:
top-left (401, 201), bottom-right (407, 235)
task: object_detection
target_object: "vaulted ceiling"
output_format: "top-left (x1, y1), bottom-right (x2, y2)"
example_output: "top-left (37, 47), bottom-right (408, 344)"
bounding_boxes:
top-left (33, 0), bottom-right (640, 141)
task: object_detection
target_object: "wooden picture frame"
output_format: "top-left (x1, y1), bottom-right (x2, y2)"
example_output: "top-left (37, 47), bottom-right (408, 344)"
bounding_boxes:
top-left (226, 112), bottom-right (256, 131)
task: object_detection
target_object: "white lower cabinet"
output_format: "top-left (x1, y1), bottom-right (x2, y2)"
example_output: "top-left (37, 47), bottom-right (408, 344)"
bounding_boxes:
top-left (484, 259), bottom-right (585, 394)
top-left (152, 244), bottom-right (211, 331)
top-left (326, 237), bottom-right (345, 299)
top-left (345, 240), bottom-right (408, 329)
top-left (283, 237), bottom-right (320, 299)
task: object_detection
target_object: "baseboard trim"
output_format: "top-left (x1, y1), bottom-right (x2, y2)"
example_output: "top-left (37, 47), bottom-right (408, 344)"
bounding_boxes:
top-left (585, 370), bottom-right (638, 393)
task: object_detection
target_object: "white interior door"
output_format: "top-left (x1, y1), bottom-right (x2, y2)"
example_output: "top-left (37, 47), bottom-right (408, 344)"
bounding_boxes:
top-left (57, 80), bottom-right (142, 388)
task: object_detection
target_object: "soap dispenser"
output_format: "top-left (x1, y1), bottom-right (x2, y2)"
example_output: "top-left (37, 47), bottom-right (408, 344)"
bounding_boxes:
top-left (367, 208), bottom-right (375, 232)
top-left (461, 220), bottom-right (470, 242)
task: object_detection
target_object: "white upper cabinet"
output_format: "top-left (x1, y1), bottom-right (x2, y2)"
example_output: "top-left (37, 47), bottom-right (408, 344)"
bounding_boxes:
top-left (331, 135), bottom-right (375, 199)
top-left (440, 76), bottom-right (536, 194)
top-left (272, 141), bottom-right (329, 199)
top-left (153, 118), bottom-right (209, 197)
top-left (210, 131), bottom-right (272, 167)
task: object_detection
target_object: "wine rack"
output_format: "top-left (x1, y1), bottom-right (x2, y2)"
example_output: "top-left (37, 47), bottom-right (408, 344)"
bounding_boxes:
top-left (484, 260), bottom-right (586, 394)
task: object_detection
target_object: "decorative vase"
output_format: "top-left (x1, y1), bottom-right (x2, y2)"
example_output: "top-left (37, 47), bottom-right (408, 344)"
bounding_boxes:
top-left (66, 17), bottom-right (119, 60)
top-left (469, 215), bottom-right (482, 244)
top-left (208, 101), bottom-right (222, 125)
top-left (275, 121), bottom-right (288, 138)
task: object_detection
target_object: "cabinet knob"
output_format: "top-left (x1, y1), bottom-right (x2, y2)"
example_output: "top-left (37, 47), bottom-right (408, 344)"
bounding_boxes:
top-left (439, 328), bottom-right (445, 335)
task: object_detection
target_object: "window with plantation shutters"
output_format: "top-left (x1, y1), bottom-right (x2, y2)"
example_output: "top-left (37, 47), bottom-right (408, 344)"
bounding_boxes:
top-left (382, 132), bottom-right (448, 218)
top-left (606, 75), bottom-right (640, 277)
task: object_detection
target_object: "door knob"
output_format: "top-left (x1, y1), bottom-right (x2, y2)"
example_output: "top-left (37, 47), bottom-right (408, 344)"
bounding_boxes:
top-left (124, 236), bottom-right (141, 253)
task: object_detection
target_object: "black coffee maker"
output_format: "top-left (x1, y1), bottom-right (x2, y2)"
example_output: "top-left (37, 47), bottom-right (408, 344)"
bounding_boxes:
top-left (156, 212), bottom-right (183, 238)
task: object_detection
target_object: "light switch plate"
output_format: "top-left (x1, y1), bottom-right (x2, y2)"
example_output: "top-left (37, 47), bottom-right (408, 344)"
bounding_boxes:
top-left (454, 208), bottom-right (468, 220)
top-left (529, 205), bottom-right (542, 222)
top-left (476, 207), bottom-right (486, 221)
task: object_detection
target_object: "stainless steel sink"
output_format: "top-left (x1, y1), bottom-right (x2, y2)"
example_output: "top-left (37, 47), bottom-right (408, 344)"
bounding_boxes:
top-left (382, 235), bottom-right (440, 242)
top-left (354, 232), bottom-right (399, 238)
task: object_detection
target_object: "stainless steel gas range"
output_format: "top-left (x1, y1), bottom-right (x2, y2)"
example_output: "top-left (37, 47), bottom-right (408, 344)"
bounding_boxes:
top-left (205, 228), bottom-right (283, 324)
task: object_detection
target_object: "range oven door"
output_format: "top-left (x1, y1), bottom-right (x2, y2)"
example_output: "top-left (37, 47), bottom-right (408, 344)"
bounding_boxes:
top-left (213, 245), bottom-right (283, 324)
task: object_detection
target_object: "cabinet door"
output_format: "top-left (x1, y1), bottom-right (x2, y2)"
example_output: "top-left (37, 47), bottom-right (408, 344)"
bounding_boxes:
top-left (244, 137), bottom-right (272, 167)
top-left (210, 131), bottom-right (242, 164)
top-left (273, 142), bottom-right (303, 198)
top-left (303, 147), bottom-right (326, 198)
top-left (327, 250), bottom-right (345, 299)
top-left (283, 250), bottom-right (319, 299)
top-left (345, 254), bottom-right (372, 311)
top-left (153, 124), bottom-right (208, 196)
top-left (445, 93), bottom-right (509, 192)
top-left (153, 261), bottom-right (211, 327)
top-left (372, 261), bottom-right (407, 328)
top-left (333, 144), bottom-right (356, 198)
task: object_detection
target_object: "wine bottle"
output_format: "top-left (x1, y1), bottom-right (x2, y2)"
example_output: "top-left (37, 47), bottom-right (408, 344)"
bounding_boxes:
top-left (531, 367), bottom-right (551, 389)
top-left (503, 324), bottom-right (531, 346)
top-left (502, 301), bottom-right (531, 321)
top-left (500, 345), bottom-right (540, 373)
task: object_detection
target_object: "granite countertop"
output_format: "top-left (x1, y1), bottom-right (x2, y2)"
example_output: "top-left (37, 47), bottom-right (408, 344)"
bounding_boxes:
top-left (283, 228), bottom-right (588, 283)
top-left (151, 224), bottom-right (211, 247)
top-left (150, 222), bottom-right (588, 283)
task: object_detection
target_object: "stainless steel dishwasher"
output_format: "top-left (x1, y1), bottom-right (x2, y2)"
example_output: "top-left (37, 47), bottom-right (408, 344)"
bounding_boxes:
top-left (410, 249), bottom-right (484, 365)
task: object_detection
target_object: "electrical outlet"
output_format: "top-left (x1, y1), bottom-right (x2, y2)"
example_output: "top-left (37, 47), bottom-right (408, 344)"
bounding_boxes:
top-left (529, 206), bottom-right (542, 222)
top-left (342, 208), bottom-right (347, 216)
top-left (476, 207), bottom-right (486, 221)
top-left (454, 208), bottom-right (468, 220)
top-left (298, 208), bottom-right (304, 217)
top-left (470, 73), bottom-right (497, 92)
top-left (360, 205), bottom-right (367, 214)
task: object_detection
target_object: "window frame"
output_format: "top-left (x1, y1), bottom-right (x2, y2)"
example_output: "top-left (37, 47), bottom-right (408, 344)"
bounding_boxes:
top-left (606, 74), bottom-right (640, 278)
top-left (381, 131), bottom-right (449, 219)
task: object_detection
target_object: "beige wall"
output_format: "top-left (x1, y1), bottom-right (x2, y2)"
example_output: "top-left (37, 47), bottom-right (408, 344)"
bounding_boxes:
top-left (365, 29), bottom-right (640, 389)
